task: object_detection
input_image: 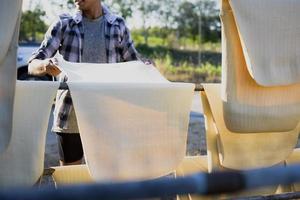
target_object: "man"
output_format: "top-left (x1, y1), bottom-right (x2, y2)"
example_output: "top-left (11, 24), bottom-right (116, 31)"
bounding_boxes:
top-left (28, 0), bottom-right (143, 165)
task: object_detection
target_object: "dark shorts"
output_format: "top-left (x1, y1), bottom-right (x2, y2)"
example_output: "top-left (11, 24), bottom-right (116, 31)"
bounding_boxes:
top-left (56, 132), bottom-right (84, 163)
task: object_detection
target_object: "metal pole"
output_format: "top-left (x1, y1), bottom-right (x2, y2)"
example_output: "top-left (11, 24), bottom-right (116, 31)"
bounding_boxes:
top-left (198, 2), bottom-right (202, 66)
top-left (1, 164), bottom-right (300, 200)
top-left (236, 192), bottom-right (300, 200)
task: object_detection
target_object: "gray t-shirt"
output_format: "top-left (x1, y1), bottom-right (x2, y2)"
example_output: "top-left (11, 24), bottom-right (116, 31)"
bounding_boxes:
top-left (82, 16), bottom-right (107, 63)
top-left (55, 16), bottom-right (107, 133)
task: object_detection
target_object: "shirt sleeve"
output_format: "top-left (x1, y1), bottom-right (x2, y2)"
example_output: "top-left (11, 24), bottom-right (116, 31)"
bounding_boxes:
top-left (28, 18), bottom-right (63, 63)
top-left (119, 20), bottom-right (140, 62)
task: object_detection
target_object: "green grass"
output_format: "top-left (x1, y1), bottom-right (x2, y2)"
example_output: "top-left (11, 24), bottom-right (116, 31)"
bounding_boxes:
top-left (131, 31), bottom-right (222, 83)
top-left (132, 31), bottom-right (221, 52)
top-left (155, 54), bottom-right (221, 84)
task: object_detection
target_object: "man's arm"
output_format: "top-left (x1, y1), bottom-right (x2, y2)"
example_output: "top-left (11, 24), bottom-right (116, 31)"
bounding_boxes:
top-left (28, 18), bottom-right (63, 76)
top-left (119, 20), bottom-right (139, 62)
top-left (119, 20), bottom-right (155, 66)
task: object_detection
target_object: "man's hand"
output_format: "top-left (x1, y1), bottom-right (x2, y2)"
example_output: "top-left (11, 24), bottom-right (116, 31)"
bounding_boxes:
top-left (141, 58), bottom-right (157, 67)
top-left (29, 58), bottom-right (61, 77)
top-left (44, 58), bottom-right (61, 76)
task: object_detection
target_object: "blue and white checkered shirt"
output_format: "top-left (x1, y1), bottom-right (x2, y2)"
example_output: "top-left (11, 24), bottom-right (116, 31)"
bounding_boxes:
top-left (29, 4), bottom-right (139, 132)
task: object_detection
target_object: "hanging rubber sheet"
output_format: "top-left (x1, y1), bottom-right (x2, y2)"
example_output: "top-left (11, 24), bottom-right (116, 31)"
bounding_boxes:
top-left (0, 0), bottom-right (59, 188)
top-left (230, 0), bottom-right (300, 86)
top-left (221, 0), bottom-right (300, 133)
top-left (0, 81), bottom-right (59, 188)
top-left (56, 56), bottom-right (195, 182)
top-left (203, 84), bottom-right (299, 170)
top-left (0, 0), bottom-right (22, 153)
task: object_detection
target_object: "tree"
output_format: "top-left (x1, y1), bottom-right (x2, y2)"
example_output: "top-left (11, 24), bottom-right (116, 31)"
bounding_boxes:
top-left (196, 0), bottom-right (221, 43)
top-left (159, 0), bottom-right (178, 29)
top-left (19, 7), bottom-right (47, 42)
top-left (175, 0), bottom-right (220, 44)
top-left (48, 0), bottom-right (75, 18)
top-left (154, 0), bottom-right (178, 45)
top-left (136, 1), bottom-right (160, 45)
top-left (176, 1), bottom-right (199, 42)
top-left (108, 0), bottom-right (161, 45)
top-left (105, 0), bottom-right (135, 20)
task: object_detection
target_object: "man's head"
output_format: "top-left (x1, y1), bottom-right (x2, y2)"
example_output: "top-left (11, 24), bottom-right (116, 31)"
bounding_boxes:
top-left (74, 0), bottom-right (101, 11)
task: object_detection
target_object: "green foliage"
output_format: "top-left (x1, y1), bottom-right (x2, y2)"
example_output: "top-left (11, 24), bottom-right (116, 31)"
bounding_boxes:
top-left (19, 7), bottom-right (47, 42)
top-left (135, 44), bottom-right (221, 67)
top-left (135, 43), bottom-right (221, 83)
top-left (176, 0), bottom-right (220, 43)
top-left (107, 0), bottom-right (221, 44)
top-left (155, 55), bottom-right (221, 83)
top-left (176, 1), bottom-right (199, 41)
top-left (105, 0), bottom-right (135, 19)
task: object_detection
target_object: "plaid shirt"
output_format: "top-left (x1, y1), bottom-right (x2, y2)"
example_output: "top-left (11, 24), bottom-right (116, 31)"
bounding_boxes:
top-left (29, 4), bottom-right (139, 131)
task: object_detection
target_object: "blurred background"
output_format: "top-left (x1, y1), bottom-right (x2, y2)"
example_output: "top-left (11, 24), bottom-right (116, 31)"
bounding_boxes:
top-left (20, 0), bottom-right (221, 85)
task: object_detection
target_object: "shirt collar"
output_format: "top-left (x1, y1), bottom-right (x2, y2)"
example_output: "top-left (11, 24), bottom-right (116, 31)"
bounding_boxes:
top-left (72, 3), bottom-right (117, 24)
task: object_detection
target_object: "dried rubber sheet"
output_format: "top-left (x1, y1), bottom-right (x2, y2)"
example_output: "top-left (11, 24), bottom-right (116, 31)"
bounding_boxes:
top-left (0, 0), bottom-right (22, 153)
top-left (0, 1), bottom-right (58, 187)
top-left (204, 84), bottom-right (299, 170)
top-left (221, 0), bottom-right (300, 132)
top-left (57, 57), bottom-right (195, 181)
top-left (230, 0), bottom-right (300, 86)
top-left (0, 81), bottom-right (59, 188)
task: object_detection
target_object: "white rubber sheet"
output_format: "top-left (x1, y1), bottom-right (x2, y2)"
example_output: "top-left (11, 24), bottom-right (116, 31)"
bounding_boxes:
top-left (204, 84), bottom-right (299, 170)
top-left (221, 0), bottom-right (300, 133)
top-left (230, 0), bottom-right (300, 86)
top-left (57, 54), bottom-right (167, 83)
top-left (0, 81), bottom-right (59, 188)
top-left (57, 56), bottom-right (195, 181)
top-left (0, 0), bottom-right (22, 153)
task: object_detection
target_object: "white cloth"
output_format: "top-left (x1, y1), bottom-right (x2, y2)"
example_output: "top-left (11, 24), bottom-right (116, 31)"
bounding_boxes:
top-left (57, 56), bottom-right (195, 181)
top-left (230, 0), bottom-right (300, 86)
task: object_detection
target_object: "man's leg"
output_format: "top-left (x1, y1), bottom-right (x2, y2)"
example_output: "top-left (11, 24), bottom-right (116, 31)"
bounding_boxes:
top-left (56, 132), bottom-right (84, 166)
